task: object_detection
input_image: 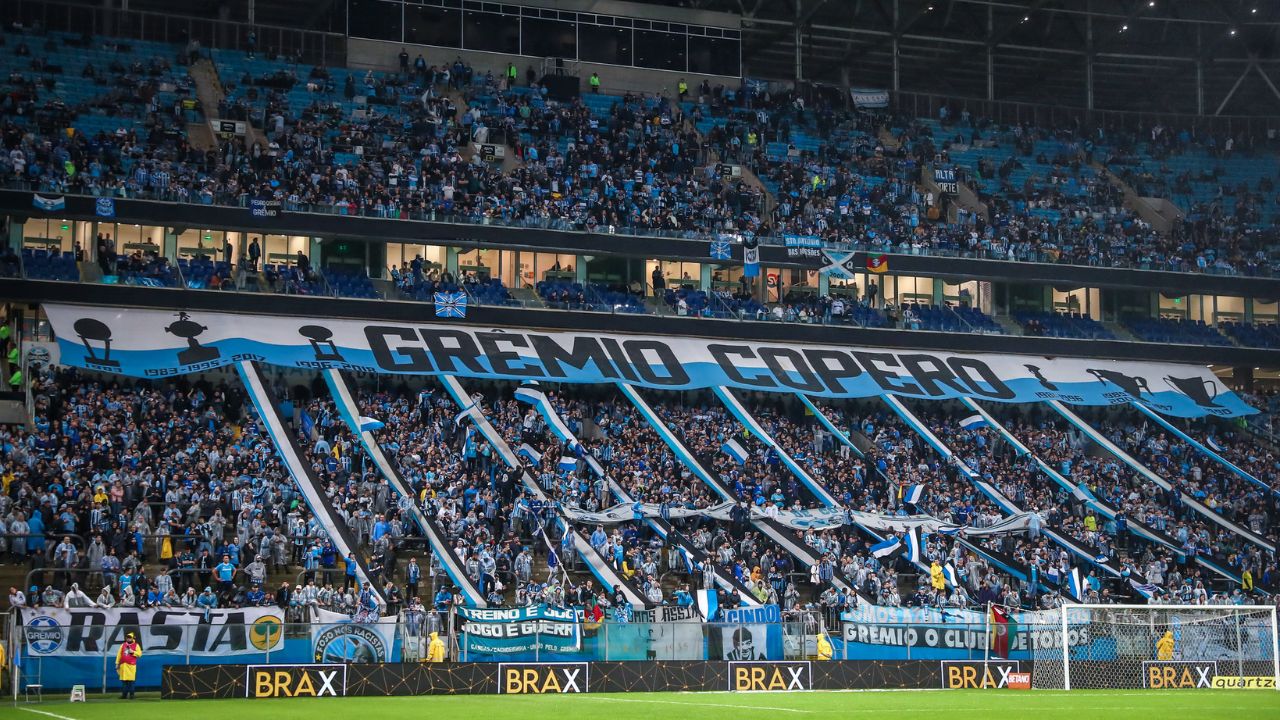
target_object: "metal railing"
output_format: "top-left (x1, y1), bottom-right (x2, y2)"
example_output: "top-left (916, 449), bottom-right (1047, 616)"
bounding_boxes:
top-left (6, 179), bottom-right (1276, 279)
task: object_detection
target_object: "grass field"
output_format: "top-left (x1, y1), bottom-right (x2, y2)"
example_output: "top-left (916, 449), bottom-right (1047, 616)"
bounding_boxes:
top-left (6, 690), bottom-right (1278, 720)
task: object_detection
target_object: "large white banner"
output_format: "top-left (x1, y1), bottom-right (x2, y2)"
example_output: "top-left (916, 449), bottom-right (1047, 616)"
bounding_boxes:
top-left (42, 304), bottom-right (1251, 418)
top-left (20, 607), bottom-right (285, 657)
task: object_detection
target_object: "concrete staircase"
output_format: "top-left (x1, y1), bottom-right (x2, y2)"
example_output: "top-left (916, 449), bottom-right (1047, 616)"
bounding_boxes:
top-left (190, 57), bottom-right (267, 151)
top-left (1102, 320), bottom-right (1141, 342)
top-left (1097, 164), bottom-right (1179, 233)
top-left (992, 314), bottom-right (1024, 336)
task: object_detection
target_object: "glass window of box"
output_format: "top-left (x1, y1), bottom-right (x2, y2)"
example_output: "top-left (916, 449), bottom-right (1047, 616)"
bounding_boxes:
top-left (1254, 299), bottom-right (1278, 324)
top-left (527, 252), bottom-right (578, 285)
top-left (651, 259), bottom-right (701, 292)
top-left (385, 243), bottom-right (447, 278)
top-left (263, 235), bottom-right (310, 266)
top-left (1158, 293), bottom-right (1192, 320)
top-left (884, 275), bottom-right (933, 306)
top-left (113, 224), bottom-right (165, 255)
top-left (176, 229), bottom-right (227, 260)
top-left (22, 218), bottom-right (76, 253)
top-left (1051, 287), bottom-right (1101, 319)
top-left (1213, 295), bottom-right (1244, 324)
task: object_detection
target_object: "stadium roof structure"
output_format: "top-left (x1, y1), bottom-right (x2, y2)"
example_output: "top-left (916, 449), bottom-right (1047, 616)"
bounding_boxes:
top-left (678, 0), bottom-right (1280, 117)
top-left (26, 0), bottom-right (1280, 117)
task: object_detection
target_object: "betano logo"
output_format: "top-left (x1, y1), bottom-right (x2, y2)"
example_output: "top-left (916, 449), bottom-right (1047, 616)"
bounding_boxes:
top-left (499, 663), bottom-right (588, 694)
top-left (246, 665), bottom-right (347, 698)
top-left (728, 662), bottom-right (811, 691)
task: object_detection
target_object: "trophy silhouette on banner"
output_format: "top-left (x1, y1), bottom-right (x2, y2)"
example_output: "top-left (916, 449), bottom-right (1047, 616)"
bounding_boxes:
top-left (299, 325), bottom-right (345, 362)
top-left (1164, 376), bottom-right (1223, 409)
top-left (165, 312), bottom-right (221, 365)
top-left (1086, 368), bottom-right (1151, 399)
top-left (1024, 364), bottom-right (1058, 391)
top-left (73, 318), bottom-right (120, 367)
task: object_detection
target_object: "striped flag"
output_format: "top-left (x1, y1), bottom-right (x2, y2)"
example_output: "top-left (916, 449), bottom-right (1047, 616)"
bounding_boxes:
top-left (1129, 577), bottom-right (1159, 600)
top-left (516, 443), bottom-right (542, 465)
top-left (905, 527), bottom-right (924, 565)
top-left (358, 415), bottom-right (384, 432)
top-left (558, 456), bottom-right (578, 474)
top-left (1205, 436), bottom-right (1224, 452)
top-left (721, 438), bottom-right (749, 464)
top-left (870, 535), bottom-right (904, 560)
top-left (903, 483), bottom-right (925, 506)
top-left (959, 414), bottom-right (988, 430)
top-left (943, 562), bottom-right (960, 588)
top-left (1067, 567), bottom-right (1085, 601)
top-left (514, 386), bottom-right (542, 405)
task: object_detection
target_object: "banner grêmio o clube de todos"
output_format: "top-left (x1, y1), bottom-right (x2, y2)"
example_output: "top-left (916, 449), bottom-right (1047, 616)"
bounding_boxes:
top-left (44, 304), bottom-right (1252, 418)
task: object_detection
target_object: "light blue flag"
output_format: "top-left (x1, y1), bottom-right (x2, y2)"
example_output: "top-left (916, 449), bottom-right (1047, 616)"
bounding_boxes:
top-left (721, 438), bottom-right (748, 464)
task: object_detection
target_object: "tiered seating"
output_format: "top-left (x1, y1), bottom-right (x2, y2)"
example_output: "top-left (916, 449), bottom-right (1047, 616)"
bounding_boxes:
top-left (180, 256), bottom-right (233, 290)
top-left (1122, 316), bottom-right (1231, 346)
top-left (0, 31), bottom-right (199, 141)
top-left (902, 302), bottom-right (1004, 334)
top-left (21, 248), bottom-right (77, 281)
top-left (1219, 321), bottom-right (1280, 350)
top-left (324, 267), bottom-right (379, 299)
top-left (116, 256), bottom-right (178, 287)
top-left (1014, 311), bottom-right (1114, 339)
top-left (465, 277), bottom-right (517, 307)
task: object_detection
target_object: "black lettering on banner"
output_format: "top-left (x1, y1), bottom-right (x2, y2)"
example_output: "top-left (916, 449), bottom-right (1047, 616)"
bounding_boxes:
top-left (365, 326), bottom-right (432, 372)
top-left (247, 665), bottom-right (347, 698)
top-left (708, 344), bottom-right (776, 388)
top-left (499, 663), bottom-right (588, 694)
top-left (947, 358), bottom-right (1016, 399)
top-left (898, 354), bottom-right (968, 397)
top-left (851, 352), bottom-right (923, 395)
top-left (64, 611), bottom-right (105, 652)
top-left (728, 661), bottom-right (811, 691)
top-left (476, 332), bottom-right (540, 377)
top-left (624, 340), bottom-right (689, 386)
top-left (419, 329), bottom-right (485, 374)
top-left (803, 348), bottom-right (864, 394)
top-left (759, 347), bottom-right (824, 393)
top-left (940, 660), bottom-right (1021, 689)
top-left (530, 335), bottom-right (618, 379)
top-left (598, 337), bottom-right (640, 382)
top-left (146, 611), bottom-right (184, 651)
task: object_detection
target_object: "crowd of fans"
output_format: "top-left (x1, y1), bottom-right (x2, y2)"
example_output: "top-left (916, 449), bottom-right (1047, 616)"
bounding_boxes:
top-left (1, 366), bottom-right (1273, 625)
top-left (2, 26), bottom-right (1276, 282)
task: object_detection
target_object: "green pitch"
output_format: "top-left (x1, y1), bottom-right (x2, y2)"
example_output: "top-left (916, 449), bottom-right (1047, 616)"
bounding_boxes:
top-left (7, 690), bottom-right (1278, 720)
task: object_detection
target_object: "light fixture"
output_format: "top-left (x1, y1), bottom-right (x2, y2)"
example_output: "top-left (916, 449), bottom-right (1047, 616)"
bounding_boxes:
top-left (1230, 28), bottom-right (1237, 35)
top-left (1148, 1), bottom-right (1155, 6)
top-left (1121, 24), bottom-right (1128, 31)
top-left (1022, 15), bottom-right (1029, 22)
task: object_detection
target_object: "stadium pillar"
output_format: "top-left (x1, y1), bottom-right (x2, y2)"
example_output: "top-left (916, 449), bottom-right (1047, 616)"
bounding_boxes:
top-left (310, 237), bottom-right (323, 269)
top-left (575, 257), bottom-right (588, 285)
top-left (6, 218), bottom-right (21, 254)
top-left (162, 228), bottom-right (177, 263)
top-left (446, 247), bottom-right (460, 276)
top-left (1232, 367), bottom-right (1253, 394)
top-left (699, 264), bottom-right (712, 292)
